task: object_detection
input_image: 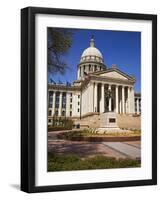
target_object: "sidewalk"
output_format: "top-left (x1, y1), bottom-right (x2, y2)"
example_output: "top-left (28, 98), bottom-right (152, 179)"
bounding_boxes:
top-left (48, 139), bottom-right (141, 160)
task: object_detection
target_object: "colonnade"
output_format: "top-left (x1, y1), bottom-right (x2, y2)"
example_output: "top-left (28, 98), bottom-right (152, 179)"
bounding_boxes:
top-left (93, 82), bottom-right (135, 114)
top-left (77, 64), bottom-right (104, 78)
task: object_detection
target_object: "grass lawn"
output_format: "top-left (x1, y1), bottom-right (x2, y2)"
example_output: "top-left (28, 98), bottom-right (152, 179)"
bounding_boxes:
top-left (48, 152), bottom-right (140, 172)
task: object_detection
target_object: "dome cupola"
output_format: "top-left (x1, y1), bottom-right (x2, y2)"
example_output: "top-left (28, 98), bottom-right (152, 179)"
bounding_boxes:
top-left (80, 36), bottom-right (103, 63)
top-left (77, 36), bottom-right (106, 80)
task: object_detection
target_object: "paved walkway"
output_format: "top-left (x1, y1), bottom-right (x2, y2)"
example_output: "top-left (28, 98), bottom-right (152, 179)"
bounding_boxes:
top-left (102, 142), bottom-right (140, 159)
top-left (48, 132), bottom-right (141, 160)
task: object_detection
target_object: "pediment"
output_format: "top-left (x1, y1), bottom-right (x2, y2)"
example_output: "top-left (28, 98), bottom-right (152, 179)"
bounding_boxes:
top-left (99, 70), bottom-right (128, 80)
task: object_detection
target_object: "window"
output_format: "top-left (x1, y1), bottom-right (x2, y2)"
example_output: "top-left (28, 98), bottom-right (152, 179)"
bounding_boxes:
top-left (55, 110), bottom-right (58, 116)
top-left (78, 108), bottom-right (80, 112)
top-left (48, 119), bottom-right (51, 123)
top-left (50, 102), bottom-right (54, 108)
top-left (62, 92), bottom-right (66, 108)
top-left (49, 91), bottom-right (53, 108)
top-left (78, 95), bottom-right (80, 99)
top-left (55, 92), bottom-right (60, 108)
top-left (70, 93), bottom-right (72, 97)
top-left (78, 102), bottom-right (80, 105)
top-left (70, 98), bottom-right (72, 103)
top-left (70, 111), bottom-right (72, 116)
top-left (62, 110), bottom-right (65, 116)
top-left (48, 110), bottom-right (52, 116)
top-left (70, 104), bottom-right (72, 109)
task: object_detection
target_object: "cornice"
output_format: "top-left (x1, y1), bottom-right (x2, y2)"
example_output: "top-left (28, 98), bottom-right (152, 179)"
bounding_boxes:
top-left (48, 84), bottom-right (81, 91)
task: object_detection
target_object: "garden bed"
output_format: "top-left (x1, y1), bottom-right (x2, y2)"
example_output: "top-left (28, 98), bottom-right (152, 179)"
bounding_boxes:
top-left (58, 134), bottom-right (141, 142)
top-left (57, 129), bottom-right (141, 142)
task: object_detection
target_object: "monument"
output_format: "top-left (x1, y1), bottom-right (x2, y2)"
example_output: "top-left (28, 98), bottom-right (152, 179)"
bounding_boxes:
top-left (98, 88), bottom-right (120, 133)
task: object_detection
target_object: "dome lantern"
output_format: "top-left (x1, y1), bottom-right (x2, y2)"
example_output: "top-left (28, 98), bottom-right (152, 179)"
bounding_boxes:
top-left (90, 35), bottom-right (95, 47)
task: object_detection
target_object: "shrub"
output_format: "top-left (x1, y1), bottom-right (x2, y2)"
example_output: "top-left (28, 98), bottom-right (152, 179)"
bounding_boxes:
top-left (48, 117), bottom-right (73, 131)
top-left (48, 126), bottom-right (71, 132)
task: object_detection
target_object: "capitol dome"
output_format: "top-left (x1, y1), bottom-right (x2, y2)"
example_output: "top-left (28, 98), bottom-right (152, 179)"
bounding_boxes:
top-left (80, 37), bottom-right (104, 63)
top-left (77, 36), bottom-right (106, 80)
top-left (81, 46), bottom-right (103, 59)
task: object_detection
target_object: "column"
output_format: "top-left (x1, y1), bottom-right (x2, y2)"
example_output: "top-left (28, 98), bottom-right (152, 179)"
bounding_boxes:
top-left (79, 66), bottom-right (81, 77)
top-left (58, 92), bottom-right (62, 116)
top-left (119, 87), bottom-right (122, 113)
top-left (101, 83), bottom-right (104, 113)
top-left (77, 67), bottom-right (79, 79)
top-left (52, 92), bottom-right (56, 116)
top-left (89, 83), bottom-right (94, 113)
top-left (79, 66), bottom-right (80, 77)
top-left (130, 87), bottom-right (135, 114)
top-left (81, 66), bottom-right (83, 77)
top-left (137, 98), bottom-right (139, 114)
top-left (115, 85), bottom-right (118, 113)
top-left (94, 82), bottom-right (98, 112)
top-left (127, 87), bottom-right (131, 114)
top-left (93, 65), bottom-right (95, 72)
top-left (122, 86), bottom-right (125, 114)
top-left (108, 84), bottom-right (112, 112)
top-left (66, 92), bottom-right (70, 117)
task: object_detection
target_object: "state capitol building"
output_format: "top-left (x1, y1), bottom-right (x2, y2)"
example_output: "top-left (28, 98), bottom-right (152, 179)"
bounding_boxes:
top-left (48, 37), bottom-right (141, 127)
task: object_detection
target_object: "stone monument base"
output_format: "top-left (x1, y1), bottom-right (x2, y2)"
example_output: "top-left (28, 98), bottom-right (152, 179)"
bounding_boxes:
top-left (97, 112), bottom-right (132, 133)
top-left (100, 112), bottom-right (118, 128)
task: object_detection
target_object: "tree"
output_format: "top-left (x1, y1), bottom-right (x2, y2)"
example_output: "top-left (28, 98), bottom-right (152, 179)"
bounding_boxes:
top-left (48, 28), bottom-right (73, 75)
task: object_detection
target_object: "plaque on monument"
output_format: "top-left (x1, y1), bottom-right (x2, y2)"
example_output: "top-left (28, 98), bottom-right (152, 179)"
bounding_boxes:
top-left (100, 112), bottom-right (119, 128)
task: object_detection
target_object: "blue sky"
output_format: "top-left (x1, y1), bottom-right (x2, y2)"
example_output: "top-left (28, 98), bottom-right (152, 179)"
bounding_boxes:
top-left (49, 28), bottom-right (141, 92)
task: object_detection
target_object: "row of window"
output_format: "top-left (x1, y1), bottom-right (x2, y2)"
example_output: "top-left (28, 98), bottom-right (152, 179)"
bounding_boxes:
top-left (49, 108), bottom-right (80, 117)
top-left (49, 91), bottom-right (73, 109)
top-left (48, 110), bottom-right (73, 117)
top-left (81, 56), bottom-right (102, 62)
top-left (48, 91), bottom-right (80, 116)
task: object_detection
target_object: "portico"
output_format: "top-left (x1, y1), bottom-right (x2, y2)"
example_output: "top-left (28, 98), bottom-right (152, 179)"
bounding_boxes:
top-left (89, 81), bottom-right (135, 115)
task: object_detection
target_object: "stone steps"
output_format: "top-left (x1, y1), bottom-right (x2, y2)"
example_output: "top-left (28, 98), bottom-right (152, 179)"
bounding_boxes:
top-left (117, 114), bottom-right (141, 129)
top-left (74, 113), bottom-right (141, 129)
top-left (74, 114), bottom-right (100, 128)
